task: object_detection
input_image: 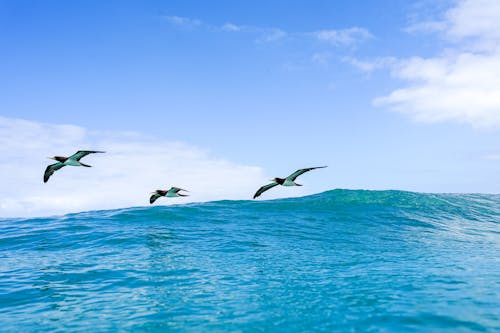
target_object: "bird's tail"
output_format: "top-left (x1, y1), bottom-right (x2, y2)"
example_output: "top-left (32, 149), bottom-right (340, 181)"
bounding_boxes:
top-left (295, 182), bottom-right (303, 186)
top-left (80, 162), bottom-right (92, 167)
top-left (178, 193), bottom-right (189, 197)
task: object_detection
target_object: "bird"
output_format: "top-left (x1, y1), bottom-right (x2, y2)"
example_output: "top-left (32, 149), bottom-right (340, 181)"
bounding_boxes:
top-left (253, 166), bottom-right (327, 199)
top-left (43, 150), bottom-right (105, 183)
top-left (150, 187), bottom-right (189, 204)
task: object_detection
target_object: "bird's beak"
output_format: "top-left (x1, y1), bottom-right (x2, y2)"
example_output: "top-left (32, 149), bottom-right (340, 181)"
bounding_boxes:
top-left (47, 157), bottom-right (55, 160)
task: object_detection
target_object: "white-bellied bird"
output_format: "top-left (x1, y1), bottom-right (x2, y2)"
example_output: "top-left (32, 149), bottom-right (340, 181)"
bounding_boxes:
top-left (43, 150), bottom-right (105, 183)
top-left (253, 166), bottom-right (327, 199)
top-left (150, 187), bottom-right (189, 204)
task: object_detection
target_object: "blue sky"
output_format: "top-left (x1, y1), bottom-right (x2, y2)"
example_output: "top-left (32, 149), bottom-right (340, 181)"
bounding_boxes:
top-left (1, 0), bottom-right (499, 216)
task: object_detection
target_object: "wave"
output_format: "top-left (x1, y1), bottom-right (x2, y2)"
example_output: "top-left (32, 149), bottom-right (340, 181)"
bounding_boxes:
top-left (45, 189), bottom-right (500, 226)
top-left (0, 189), bottom-right (499, 332)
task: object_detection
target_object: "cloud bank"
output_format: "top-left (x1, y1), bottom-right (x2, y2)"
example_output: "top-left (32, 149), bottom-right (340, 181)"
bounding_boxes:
top-left (374, 0), bottom-right (500, 128)
top-left (0, 117), bottom-right (269, 218)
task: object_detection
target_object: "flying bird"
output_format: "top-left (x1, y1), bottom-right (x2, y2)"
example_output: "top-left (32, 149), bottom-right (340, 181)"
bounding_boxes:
top-left (150, 187), bottom-right (189, 204)
top-left (43, 150), bottom-right (105, 183)
top-left (253, 166), bottom-right (327, 199)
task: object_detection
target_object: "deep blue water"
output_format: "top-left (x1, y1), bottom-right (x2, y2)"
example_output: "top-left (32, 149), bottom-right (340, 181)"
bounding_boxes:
top-left (0, 190), bottom-right (499, 332)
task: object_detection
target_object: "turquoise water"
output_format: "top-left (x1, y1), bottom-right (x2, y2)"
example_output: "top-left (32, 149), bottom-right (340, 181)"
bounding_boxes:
top-left (1, 190), bottom-right (499, 332)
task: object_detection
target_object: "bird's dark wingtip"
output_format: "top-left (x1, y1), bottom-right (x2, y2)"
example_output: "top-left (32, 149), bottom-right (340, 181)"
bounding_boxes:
top-left (149, 194), bottom-right (158, 204)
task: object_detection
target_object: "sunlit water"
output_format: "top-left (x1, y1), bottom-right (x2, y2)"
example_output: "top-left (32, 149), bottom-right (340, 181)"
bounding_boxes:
top-left (1, 190), bottom-right (499, 332)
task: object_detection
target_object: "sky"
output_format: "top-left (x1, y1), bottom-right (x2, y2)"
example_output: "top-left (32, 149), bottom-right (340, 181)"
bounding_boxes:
top-left (1, 0), bottom-right (499, 217)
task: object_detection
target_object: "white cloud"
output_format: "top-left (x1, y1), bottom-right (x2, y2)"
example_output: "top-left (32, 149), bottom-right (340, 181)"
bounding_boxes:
top-left (164, 17), bottom-right (288, 43)
top-left (256, 28), bottom-right (287, 43)
top-left (221, 23), bottom-right (242, 32)
top-left (164, 15), bottom-right (371, 47)
top-left (375, 0), bottom-right (500, 128)
top-left (445, 0), bottom-right (500, 42)
top-left (405, 21), bottom-right (446, 34)
top-left (165, 15), bottom-right (202, 29)
top-left (0, 116), bottom-right (269, 218)
top-left (342, 56), bottom-right (397, 73)
top-left (313, 27), bottom-right (373, 46)
top-left (218, 23), bottom-right (287, 42)
top-left (311, 52), bottom-right (332, 67)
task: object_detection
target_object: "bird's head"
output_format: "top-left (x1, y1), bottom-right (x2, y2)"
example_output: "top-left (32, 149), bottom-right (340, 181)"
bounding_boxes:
top-left (150, 190), bottom-right (164, 194)
top-left (48, 156), bottom-right (66, 162)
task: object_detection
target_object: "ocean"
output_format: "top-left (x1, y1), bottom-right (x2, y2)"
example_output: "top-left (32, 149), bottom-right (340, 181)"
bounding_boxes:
top-left (0, 189), bottom-right (499, 332)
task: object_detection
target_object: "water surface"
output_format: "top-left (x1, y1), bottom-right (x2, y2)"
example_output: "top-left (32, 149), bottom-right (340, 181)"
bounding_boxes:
top-left (1, 190), bottom-right (499, 332)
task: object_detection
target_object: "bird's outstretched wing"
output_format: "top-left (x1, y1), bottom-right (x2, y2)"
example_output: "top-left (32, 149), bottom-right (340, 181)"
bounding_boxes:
top-left (169, 187), bottom-right (189, 197)
top-left (170, 187), bottom-right (188, 193)
top-left (69, 150), bottom-right (105, 161)
top-left (150, 193), bottom-right (162, 204)
top-left (44, 162), bottom-right (65, 183)
top-left (253, 182), bottom-right (279, 199)
top-left (286, 166), bottom-right (327, 181)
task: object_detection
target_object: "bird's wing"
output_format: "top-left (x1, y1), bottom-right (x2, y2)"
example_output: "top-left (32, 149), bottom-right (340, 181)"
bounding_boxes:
top-left (171, 187), bottom-right (188, 193)
top-left (69, 150), bottom-right (105, 161)
top-left (253, 182), bottom-right (279, 199)
top-left (150, 193), bottom-right (162, 204)
top-left (286, 166), bottom-right (327, 181)
top-left (43, 162), bottom-right (65, 183)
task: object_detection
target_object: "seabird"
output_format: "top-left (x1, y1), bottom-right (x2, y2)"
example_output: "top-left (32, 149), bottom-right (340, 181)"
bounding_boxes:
top-left (43, 150), bottom-right (105, 183)
top-left (150, 187), bottom-right (189, 204)
top-left (253, 166), bottom-right (327, 199)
